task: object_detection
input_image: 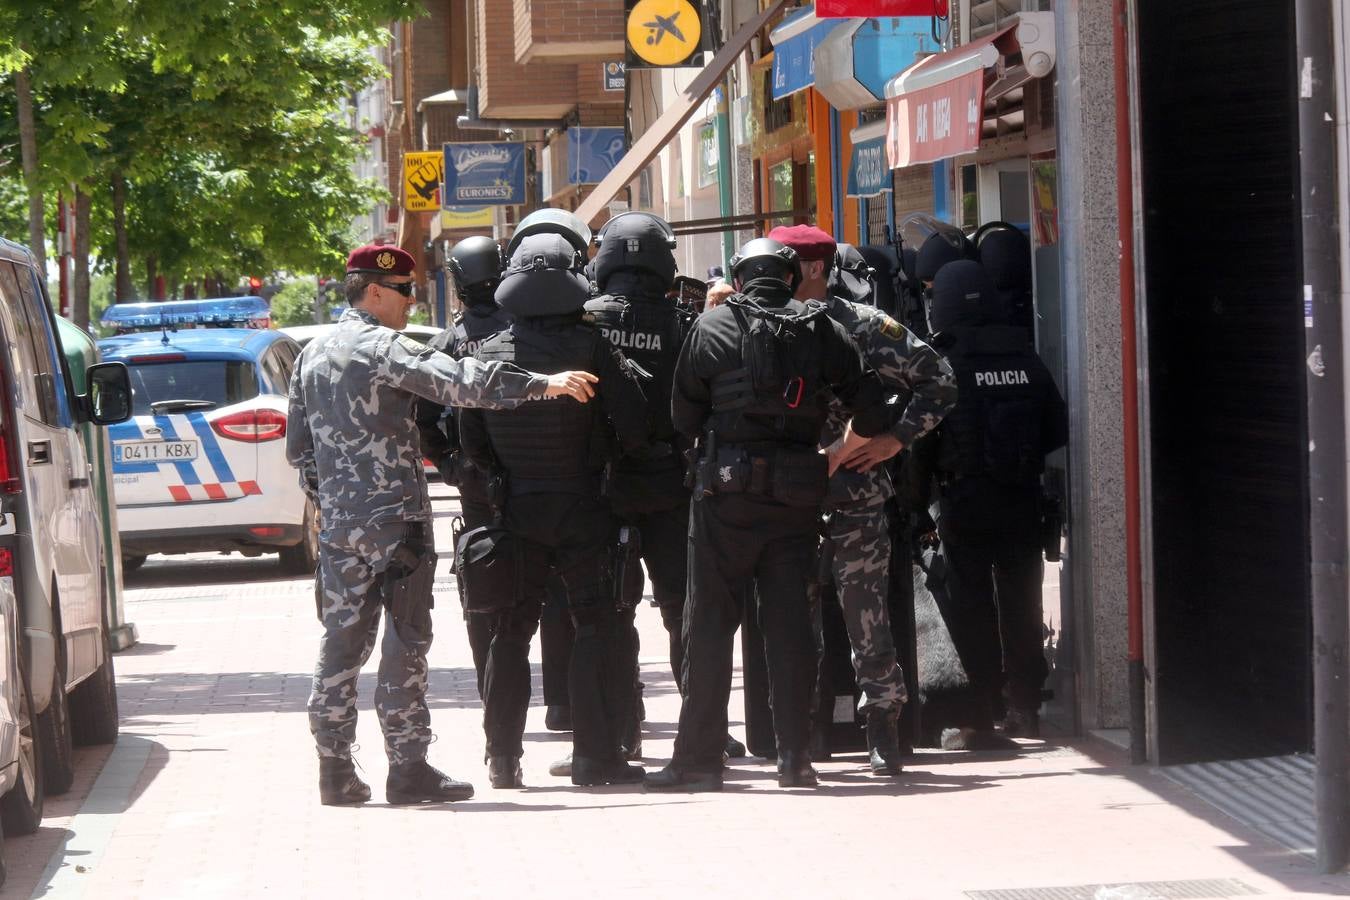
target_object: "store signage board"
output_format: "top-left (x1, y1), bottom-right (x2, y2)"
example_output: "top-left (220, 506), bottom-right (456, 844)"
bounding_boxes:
top-left (625, 0), bottom-right (703, 68)
top-left (604, 61), bottom-right (627, 91)
top-left (403, 151), bottom-right (443, 211)
top-left (847, 136), bottom-right (890, 197)
top-left (568, 128), bottom-right (628, 185)
top-left (772, 20), bottom-right (834, 100)
top-left (817, 0), bottom-right (946, 15)
top-left (442, 142), bottom-right (526, 206)
top-left (885, 68), bottom-right (983, 168)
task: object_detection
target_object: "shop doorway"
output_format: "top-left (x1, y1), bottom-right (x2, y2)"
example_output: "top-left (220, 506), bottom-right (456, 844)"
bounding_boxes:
top-left (1137, 0), bottom-right (1311, 764)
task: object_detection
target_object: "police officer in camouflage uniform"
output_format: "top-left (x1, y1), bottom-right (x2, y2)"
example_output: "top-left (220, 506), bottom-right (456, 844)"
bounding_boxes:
top-left (647, 238), bottom-right (889, 792)
top-left (772, 226), bottom-right (958, 775)
top-left (287, 243), bottom-right (600, 806)
top-left (459, 224), bottom-right (650, 789)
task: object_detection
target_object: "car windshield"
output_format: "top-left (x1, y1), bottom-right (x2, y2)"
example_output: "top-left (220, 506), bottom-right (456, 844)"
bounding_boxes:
top-left (126, 360), bottom-right (259, 415)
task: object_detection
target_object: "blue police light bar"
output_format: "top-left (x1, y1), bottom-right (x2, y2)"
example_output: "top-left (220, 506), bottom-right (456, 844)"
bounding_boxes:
top-left (101, 297), bottom-right (271, 330)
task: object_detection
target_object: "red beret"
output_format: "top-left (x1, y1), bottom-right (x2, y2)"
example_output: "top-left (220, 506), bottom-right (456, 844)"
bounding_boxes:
top-left (769, 225), bottom-right (836, 262)
top-left (346, 243), bottom-right (415, 276)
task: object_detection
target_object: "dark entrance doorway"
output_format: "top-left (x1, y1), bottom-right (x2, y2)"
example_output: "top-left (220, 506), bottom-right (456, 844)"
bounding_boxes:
top-left (1137, 0), bottom-right (1312, 764)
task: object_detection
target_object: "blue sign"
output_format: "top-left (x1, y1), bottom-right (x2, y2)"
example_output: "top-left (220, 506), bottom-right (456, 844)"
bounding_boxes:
top-left (442, 142), bottom-right (526, 206)
top-left (854, 18), bottom-right (939, 100)
top-left (847, 136), bottom-right (890, 198)
top-left (567, 128), bottom-right (628, 185)
top-left (772, 20), bottom-right (835, 100)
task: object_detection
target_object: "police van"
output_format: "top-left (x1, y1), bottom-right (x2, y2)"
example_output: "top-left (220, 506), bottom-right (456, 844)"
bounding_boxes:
top-left (98, 301), bottom-right (315, 573)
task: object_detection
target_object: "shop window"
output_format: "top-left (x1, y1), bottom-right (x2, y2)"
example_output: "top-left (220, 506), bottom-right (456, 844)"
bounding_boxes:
top-left (769, 159), bottom-right (794, 224)
top-left (959, 163), bottom-right (979, 229)
top-left (762, 69), bottom-right (793, 134)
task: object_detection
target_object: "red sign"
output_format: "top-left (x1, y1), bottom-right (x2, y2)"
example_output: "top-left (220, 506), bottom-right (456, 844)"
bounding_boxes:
top-left (816, 0), bottom-right (947, 16)
top-left (885, 68), bottom-right (984, 169)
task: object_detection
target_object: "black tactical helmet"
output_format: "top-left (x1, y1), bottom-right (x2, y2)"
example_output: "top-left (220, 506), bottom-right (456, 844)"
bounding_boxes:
top-left (975, 225), bottom-right (1032, 293)
top-left (916, 230), bottom-right (977, 283)
top-left (729, 238), bottom-right (801, 292)
top-left (928, 260), bottom-right (1001, 333)
top-left (829, 243), bottom-right (876, 304)
top-left (506, 208), bottom-right (592, 257)
top-left (447, 236), bottom-right (504, 300)
top-left (495, 233), bottom-right (591, 317)
top-left (593, 211), bottom-right (677, 289)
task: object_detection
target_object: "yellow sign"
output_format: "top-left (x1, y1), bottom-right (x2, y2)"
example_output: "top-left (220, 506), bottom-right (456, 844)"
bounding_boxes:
top-left (626, 0), bottom-right (702, 67)
top-left (403, 151), bottom-right (443, 212)
top-left (440, 207), bottom-right (495, 230)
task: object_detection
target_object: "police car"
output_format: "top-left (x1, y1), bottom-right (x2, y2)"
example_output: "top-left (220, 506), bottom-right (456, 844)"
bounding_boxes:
top-left (97, 300), bottom-right (316, 573)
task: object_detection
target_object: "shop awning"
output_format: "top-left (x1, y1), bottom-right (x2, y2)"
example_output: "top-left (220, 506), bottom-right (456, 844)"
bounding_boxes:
top-left (574, 0), bottom-right (788, 227)
top-left (814, 17), bottom-right (939, 111)
top-left (846, 120), bottom-right (890, 198)
top-left (883, 12), bottom-right (1056, 168)
top-left (769, 5), bottom-right (836, 100)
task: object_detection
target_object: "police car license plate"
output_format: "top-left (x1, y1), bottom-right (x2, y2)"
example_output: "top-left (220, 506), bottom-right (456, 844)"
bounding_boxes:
top-left (115, 440), bottom-right (200, 463)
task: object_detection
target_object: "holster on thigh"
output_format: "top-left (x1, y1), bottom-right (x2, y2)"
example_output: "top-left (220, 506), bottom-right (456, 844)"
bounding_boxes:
top-left (382, 523), bottom-right (437, 645)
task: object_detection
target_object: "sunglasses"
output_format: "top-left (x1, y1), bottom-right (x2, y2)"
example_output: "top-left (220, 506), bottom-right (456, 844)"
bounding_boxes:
top-left (377, 280), bottom-right (414, 297)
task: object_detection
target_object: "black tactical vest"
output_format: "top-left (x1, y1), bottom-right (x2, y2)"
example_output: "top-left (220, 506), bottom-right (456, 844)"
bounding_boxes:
top-left (708, 294), bottom-right (831, 447)
top-left (585, 292), bottom-right (688, 444)
top-left (475, 318), bottom-right (608, 490)
top-left (449, 304), bottom-right (513, 360)
top-left (936, 326), bottom-right (1056, 485)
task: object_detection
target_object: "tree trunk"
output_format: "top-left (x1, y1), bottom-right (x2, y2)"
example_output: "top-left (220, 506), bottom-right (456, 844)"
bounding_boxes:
top-left (111, 170), bottom-right (133, 300)
top-left (72, 187), bottom-right (91, 330)
top-left (145, 254), bottom-right (157, 300)
top-left (15, 66), bottom-right (46, 274)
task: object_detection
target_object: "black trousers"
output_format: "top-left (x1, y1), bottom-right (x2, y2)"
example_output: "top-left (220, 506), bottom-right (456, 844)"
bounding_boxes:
top-left (937, 481), bottom-right (1047, 714)
top-left (672, 493), bottom-right (819, 772)
top-left (482, 493), bottom-right (632, 761)
top-left (460, 495), bottom-right (574, 704)
top-left (618, 501), bottom-right (691, 690)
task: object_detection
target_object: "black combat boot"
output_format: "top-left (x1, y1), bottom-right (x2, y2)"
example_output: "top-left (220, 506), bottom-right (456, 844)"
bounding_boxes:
top-left (724, 734), bottom-right (747, 759)
top-left (1002, 707), bottom-right (1040, 739)
top-left (386, 760), bottom-right (475, 804)
top-left (776, 750), bottom-right (819, 788)
top-left (318, 757), bottom-right (371, 806)
top-left (545, 705), bottom-right (573, 732)
top-left (488, 755), bottom-right (524, 789)
top-left (571, 756), bottom-right (646, 786)
top-left (644, 764), bottom-right (723, 793)
top-left (866, 707), bottom-right (904, 776)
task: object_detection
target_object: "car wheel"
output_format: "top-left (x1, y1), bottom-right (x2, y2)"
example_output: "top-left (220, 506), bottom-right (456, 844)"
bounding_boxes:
top-left (122, 554), bottom-right (147, 573)
top-left (278, 501), bottom-right (320, 575)
top-left (0, 649), bottom-right (45, 836)
top-left (70, 633), bottom-right (118, 746)
top-left (36, 618), bottom-right (75, 795)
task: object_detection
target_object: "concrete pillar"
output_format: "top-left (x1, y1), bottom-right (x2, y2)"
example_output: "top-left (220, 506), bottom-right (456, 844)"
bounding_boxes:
top-left (1055, 0), bottom-right (1130, 731)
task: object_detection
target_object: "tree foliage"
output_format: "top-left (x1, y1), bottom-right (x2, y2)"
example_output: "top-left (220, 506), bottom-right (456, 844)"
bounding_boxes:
top-left (0, 0), bottom-right (422, 293)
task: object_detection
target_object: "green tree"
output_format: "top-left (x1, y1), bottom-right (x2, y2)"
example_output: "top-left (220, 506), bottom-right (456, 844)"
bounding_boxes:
top-left (269, 279), bottom-right (318, 328)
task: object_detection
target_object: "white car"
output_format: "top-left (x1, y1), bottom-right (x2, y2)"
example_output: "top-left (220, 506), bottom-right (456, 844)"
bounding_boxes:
top-left (97, 320), bottom-right (317, 573)
top-left (280, 321), bottom-right (440, 348)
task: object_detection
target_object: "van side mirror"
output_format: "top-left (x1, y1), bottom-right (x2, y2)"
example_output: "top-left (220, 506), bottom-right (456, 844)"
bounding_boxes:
top-left (84, 362), bottom-right (132, 425)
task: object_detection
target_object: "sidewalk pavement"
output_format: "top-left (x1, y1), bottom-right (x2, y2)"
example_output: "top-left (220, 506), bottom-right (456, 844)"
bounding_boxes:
top-left (5, 484), bottom-right (1348, 900)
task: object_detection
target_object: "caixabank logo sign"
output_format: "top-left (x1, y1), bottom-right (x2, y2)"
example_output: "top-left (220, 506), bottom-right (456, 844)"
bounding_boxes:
top-left (625, 0), bottom-right (703, 68)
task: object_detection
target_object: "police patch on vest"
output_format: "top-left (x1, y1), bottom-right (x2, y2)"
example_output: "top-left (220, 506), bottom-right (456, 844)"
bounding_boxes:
top-left (976, 370), bottom-right (1031, 386)
top-left (878, 315), bottom-right (906, 340)
top-left (600, 327), bottom-right (662, 352)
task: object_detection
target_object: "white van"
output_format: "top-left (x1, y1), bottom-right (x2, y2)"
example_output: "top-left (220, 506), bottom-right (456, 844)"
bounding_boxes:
top-left (0, 239), bottom-right (133, 850)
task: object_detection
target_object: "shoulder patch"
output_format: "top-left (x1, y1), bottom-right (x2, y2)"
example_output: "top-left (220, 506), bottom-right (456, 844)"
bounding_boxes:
top-left (396, 335), bottom-right (427, 353)
top-left (878, 315), bottom-right (907, 340)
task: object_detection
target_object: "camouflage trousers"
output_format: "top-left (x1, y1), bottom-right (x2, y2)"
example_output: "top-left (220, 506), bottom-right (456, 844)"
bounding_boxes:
top-left (826, 478), bottom-right (908, 712)
top-left (308, 522), bottom-right (433, 765)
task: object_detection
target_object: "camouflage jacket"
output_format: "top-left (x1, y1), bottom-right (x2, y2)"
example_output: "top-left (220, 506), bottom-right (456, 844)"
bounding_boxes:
top-left (822, 296), bottom-right (958, 506)
top-left (286, 306), bottom-right (548, 527)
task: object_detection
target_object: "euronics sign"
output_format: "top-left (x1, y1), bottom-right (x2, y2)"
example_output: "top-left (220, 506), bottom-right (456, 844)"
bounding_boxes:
top-left (442, 142), bottom-right (526, 206)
